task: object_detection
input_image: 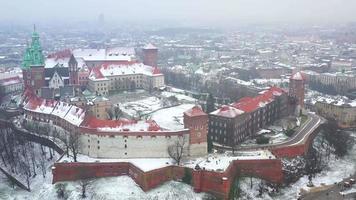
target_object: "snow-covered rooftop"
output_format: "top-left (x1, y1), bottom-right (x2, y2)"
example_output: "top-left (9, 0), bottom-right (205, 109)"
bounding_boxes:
top-left (73, 48), bottom-right (135, 62)
top-left (63, 106), bottom-right (86, 126)
top-left (185, 150), bottom-right (276, 172)
top-left (100, 63), bottom-right (161, 77)
top-left (210, 105), bottom-right (245, 118)
top-left (51, 101), bottom-right (72, 118)
top-left (306, 89), bottom-right (356, 107)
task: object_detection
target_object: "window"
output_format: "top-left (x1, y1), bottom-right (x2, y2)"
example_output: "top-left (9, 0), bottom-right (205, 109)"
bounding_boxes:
top-left (97, 146), bottom-right (100, 149)
top-left (124, 144), bottom-right (127, 148)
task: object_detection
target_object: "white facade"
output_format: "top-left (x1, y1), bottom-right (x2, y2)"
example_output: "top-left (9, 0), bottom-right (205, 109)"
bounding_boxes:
top-left (49, 71), bottom-right (65, 89)
top-left (80, 133), bottom-right (190, 158)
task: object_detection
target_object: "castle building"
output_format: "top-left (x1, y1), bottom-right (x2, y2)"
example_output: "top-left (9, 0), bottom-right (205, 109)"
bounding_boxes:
top-left (88, 63), bottom-right (164, 96)
top-left (22, 92), bottom-right (207, 158)
top-left (21, 29), bottom-right (163, 98)
top-left (289, 72), bottom-right (305, 112)
top-left (209, 87), bottom-right (289, 147)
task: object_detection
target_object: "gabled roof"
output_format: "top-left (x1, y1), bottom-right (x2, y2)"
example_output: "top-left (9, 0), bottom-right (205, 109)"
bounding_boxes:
top-left (23, 96), bottom-right (57, 114)
top-left (143, 43), bottom-right (157, 50)
top-left (88, 66), bottom-right (108, 81)
top-left (290, 72), bottom-right (304, 81)
top-left (210, 105), bottom-right (244, 118)
top-left (232, 87), bottom-right (285, 113)
top-left (184, 105), bottom-right (207, 117)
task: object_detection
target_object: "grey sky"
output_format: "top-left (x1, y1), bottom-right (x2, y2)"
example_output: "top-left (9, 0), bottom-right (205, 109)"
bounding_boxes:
top-left (1, 0), bottom-right (356, 25)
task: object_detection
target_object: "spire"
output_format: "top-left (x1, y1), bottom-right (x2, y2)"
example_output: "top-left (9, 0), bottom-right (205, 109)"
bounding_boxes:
top-left (22, 26), bottom-right (44, 69)
top-left (29, 25), bottom-right (44, 66)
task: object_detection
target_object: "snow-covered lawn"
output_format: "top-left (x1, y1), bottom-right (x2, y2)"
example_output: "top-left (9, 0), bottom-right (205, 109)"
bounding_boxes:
top-left (120, 96), bottom-right (162, 117)
top-left (0, 173), bottom-right (210, 200)
top-left (150, 103), bottom-right (195, 130)
top-left (161, 91), bottom-right (196, 102)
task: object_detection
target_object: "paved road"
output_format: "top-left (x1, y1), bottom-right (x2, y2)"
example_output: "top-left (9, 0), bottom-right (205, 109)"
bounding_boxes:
top-left (215, 113), bottom-right (325, 151)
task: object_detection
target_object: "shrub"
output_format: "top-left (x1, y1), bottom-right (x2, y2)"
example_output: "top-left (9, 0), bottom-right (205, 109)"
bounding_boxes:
top-left (285, 129), bottom-right (295, 137)
top-left (182, 168), bottom-right (192, 184)
top-left (256, 135), bottom-right (269, 144)
top-left (55, 183), bottom-right (68, 199)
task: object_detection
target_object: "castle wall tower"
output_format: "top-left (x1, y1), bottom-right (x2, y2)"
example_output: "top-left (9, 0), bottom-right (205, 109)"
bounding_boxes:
top-left (183, 105), bottom-right (208, 157)
top-left (289, 72), bottom-right (305, 113)
top-left (142, 43), bottom-right (158, 67)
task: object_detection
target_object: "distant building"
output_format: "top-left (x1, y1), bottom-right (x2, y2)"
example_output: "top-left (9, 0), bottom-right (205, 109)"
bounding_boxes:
top-left (303, 71), bottom-right (356, 95)
top-left (0, 76), bottom-right (23, 96)
top-left (306, 94), bottom-right (356, 128)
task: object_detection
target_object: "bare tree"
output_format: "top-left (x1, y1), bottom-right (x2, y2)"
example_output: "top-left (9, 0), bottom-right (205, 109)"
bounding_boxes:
top-left (79, 178), bottom-right (92, 198)
top-left (67, 131), bottom-right (81, 162)
top-left (168, 136), bottom-right (186, 165)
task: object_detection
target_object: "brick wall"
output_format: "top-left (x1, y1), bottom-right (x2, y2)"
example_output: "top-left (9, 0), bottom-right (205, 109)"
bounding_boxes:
top-left (271, 145), bottom-right (306, 158)
top-left (52, 162), bottom-right (186, 192)
top-left (192, 159), bottom-right (284, 200)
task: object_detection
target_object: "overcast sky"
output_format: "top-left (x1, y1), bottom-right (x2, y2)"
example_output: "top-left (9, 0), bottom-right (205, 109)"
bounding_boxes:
top-left (2, 0), bottom-right (356, 26)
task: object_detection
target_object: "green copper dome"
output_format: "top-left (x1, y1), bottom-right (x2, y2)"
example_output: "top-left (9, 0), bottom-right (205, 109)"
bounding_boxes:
top-left (21, 26), bottom-right (45, 69)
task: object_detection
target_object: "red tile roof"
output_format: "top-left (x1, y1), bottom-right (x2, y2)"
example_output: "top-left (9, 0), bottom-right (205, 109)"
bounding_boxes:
top-left (80, 115), bottom-right (161, 132)
top-left (47, 49), bottom-right (72, 60)
top-left (232, 87), bottom-right (285, 113)
top-left (152, 66), bottom-right (161, 75)
top-left (89, 66), bottom-right (105, 79)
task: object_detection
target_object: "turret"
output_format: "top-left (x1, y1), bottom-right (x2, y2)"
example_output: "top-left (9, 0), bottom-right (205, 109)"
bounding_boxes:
top-left (183, 105), bottom-right (208, 156)
top-left (289, 72), bottom-right (305, 114)
top-left (142, 43), bottom-right (158, 67)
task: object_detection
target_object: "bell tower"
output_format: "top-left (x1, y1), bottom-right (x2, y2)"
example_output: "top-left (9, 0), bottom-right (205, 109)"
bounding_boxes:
top-left (22, 25), bottom-right (45, 95)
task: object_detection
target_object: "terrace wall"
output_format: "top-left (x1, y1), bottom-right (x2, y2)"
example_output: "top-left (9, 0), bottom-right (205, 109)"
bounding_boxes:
top-left (52, 158), bottom-right (283, 200)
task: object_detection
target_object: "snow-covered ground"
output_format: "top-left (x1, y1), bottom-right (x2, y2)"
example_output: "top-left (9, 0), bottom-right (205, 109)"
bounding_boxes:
top-left (161, 91), bottom-right (196, 102)
top-left (120, 96), bottom-right (162, 117)
top-left (150, 103), bottom-right (195, 130)
top-left (0, 173), bottom-right (211, 200)
top-left (239, 125), bottom-right (289, 146)
top-left (185, 151), bottom-right (275, 172)
top-left (238, 131), bottom-right (356, 200)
